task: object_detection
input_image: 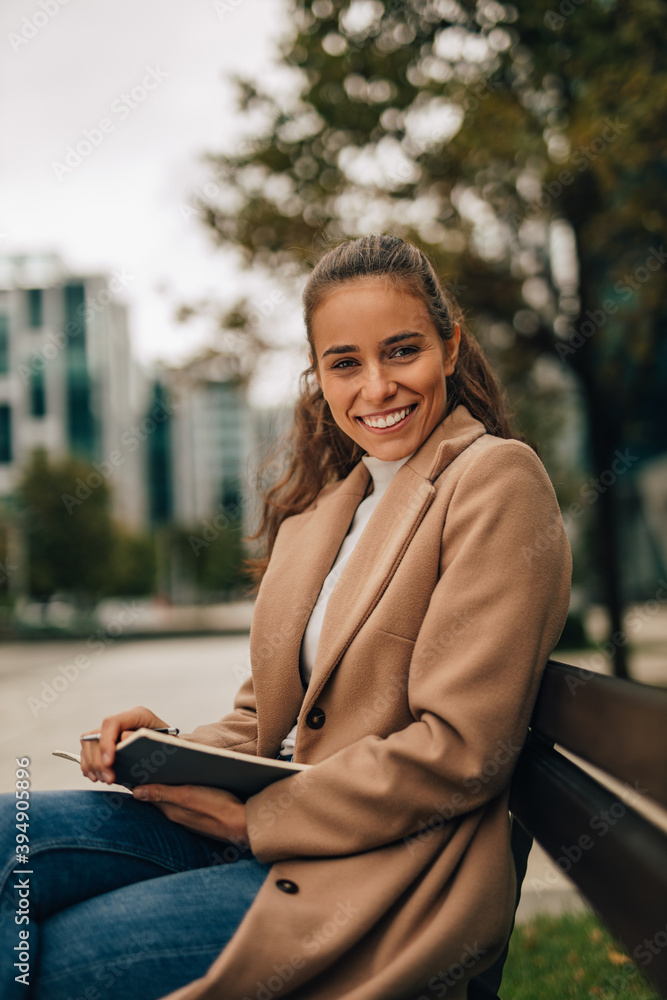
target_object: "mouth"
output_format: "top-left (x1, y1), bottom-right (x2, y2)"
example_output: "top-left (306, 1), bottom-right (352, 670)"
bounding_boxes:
top-left (356, 403), bottom-right (417, 431)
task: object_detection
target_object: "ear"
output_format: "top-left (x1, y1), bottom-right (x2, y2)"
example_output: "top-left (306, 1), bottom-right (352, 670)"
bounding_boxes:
top-left (445, 323), bottom-right (461, 375)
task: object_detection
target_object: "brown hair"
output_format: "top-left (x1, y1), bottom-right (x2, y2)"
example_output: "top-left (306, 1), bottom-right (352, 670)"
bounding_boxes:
top-left (248, 234), bottom-right (518, 583)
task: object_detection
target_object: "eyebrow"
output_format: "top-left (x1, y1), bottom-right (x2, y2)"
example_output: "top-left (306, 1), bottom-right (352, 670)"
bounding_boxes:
top-left (321, 331), bottom-right (426, 359)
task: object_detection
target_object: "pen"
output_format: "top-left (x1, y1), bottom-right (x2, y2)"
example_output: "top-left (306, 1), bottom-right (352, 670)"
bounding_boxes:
top-left (81, 727), bottom-right (180, 741)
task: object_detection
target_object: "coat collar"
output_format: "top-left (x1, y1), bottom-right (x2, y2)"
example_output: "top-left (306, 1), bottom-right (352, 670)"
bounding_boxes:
top-left (250, 405), bottom-right (486, 754)
top-left (306, 405), bottom-right (486, 700)
top-left (405, 402), bottom-right (488, 483)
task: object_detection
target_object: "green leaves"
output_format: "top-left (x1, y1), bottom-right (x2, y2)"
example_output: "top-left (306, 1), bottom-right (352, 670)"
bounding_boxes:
top-left (193, 0), bottom-right (666, 463)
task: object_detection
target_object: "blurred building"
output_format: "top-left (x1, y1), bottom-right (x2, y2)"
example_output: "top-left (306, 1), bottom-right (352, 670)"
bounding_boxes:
top-left (153, 350), bottom-right (252, 529)
top-left (0, 253), bottom-right (149, 529)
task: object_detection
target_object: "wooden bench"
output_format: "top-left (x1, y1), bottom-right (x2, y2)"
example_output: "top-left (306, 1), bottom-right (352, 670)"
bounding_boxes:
top-left (470, 659), bottom-right (667, 999)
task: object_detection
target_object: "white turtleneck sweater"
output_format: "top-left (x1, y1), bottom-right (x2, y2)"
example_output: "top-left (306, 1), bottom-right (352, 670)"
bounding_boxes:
top-left (278, 452), bottom-right (412, 758)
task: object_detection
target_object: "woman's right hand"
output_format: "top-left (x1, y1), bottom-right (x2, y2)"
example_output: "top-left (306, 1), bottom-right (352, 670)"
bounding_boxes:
top-left (80, 706), bottom-right (170, 785)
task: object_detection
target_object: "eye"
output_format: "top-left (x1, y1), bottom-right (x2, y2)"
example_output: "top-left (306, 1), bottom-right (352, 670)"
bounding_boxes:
top-left (330, 358), bottom-right (359, 370)
top-left (392, 345), bottom-right (419, 358)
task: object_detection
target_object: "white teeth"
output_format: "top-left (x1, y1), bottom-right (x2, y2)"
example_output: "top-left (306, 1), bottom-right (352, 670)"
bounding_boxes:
top-left (361, 406), bottom-right (412, 429)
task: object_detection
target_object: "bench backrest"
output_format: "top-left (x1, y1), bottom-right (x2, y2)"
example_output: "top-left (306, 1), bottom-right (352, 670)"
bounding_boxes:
top-left (509, 660), bottom-right (667, 996)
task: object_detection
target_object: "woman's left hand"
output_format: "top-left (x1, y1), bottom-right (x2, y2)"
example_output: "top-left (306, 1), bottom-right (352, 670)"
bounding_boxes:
top-left (131, 783), bottom-right (249, 846)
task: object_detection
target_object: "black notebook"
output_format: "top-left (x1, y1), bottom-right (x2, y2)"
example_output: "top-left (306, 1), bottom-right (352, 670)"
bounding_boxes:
top-left (53, 728), bottom-right (309, 800)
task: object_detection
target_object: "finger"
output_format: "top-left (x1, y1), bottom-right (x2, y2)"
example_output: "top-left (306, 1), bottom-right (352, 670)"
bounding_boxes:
top-left (79, 724), bottom-right (119, 780)
top-left (132, 784), bottom-right (228, 810)
top-left (98, 706), bottom-right (162, 770)
top-left (132, 785), bottom-right (248, 846)
top-left (80, 707), bottom-right (167, 785)
top-left (97, 718), bottom-right (127, 768)
top-left (132, 784), bottom-right (244, 818)
top-left (146, 801), bottom-right (227, 841)
top-left (149, 801), bottom-right (201, 828)
top-left (132, 792), bottom-right (197, 825)
top-left (79, 731), bottom-right (106, 781)
top-left (132, 784), bottom-right (191, 805)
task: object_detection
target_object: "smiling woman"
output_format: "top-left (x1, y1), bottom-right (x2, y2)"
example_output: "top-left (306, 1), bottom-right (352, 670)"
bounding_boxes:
top-left (310, 281), bottom-right (458, 462)
top-left (0, 235), bottom-right (572, 1000)
top-left (251, 233), bottom-right (520, 578)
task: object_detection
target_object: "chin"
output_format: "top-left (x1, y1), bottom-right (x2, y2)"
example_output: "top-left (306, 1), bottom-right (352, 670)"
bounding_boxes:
top-left (367, 440), bottom-right (415, 460)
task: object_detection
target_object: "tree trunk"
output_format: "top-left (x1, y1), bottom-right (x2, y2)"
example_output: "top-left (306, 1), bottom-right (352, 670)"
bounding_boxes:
top-left (575, 362), bottom-right (629, 679)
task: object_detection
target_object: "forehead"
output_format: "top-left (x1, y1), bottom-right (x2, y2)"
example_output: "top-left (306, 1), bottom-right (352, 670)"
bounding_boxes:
top-left (311, 279), bottom-right (435, 340)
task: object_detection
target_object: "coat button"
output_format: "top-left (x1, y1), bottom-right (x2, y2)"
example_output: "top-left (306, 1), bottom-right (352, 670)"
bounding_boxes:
top-left (276, 879), bottom-right (299, 894)
top-left (306, 707), bottom-right (326, 729)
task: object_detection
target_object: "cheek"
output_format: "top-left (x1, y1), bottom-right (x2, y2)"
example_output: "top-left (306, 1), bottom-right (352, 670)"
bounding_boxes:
top-left (321, 379), bottom-right (351, 416)
top-left (422, 370), bottom-right (447, 406)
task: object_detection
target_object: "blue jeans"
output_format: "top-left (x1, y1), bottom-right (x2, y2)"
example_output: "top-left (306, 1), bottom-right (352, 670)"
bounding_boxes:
top-left (0, 789), bottom-right (271, 999)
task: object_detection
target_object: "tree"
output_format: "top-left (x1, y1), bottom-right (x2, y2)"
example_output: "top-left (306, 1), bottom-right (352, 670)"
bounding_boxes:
top-left (167, 520), bottom-right (248, 602)
top-left (110, 529), bottom-right (157, 597)
top-left (18, 450), bottom-right (116, 604)
top-left (192, 0), bottom-right (667, 676)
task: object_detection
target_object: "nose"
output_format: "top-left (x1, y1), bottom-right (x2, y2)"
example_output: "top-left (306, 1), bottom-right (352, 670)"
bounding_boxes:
top-left (359, 365), bottom-right (397, 404)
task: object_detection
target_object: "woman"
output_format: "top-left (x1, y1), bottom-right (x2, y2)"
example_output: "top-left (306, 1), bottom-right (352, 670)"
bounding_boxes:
top-left (0, 234), bottom-right (571, 1000)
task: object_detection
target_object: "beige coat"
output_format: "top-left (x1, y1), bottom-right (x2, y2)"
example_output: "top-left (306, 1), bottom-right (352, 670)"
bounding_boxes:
top-left (165, 405), bottom-right (572, 1000)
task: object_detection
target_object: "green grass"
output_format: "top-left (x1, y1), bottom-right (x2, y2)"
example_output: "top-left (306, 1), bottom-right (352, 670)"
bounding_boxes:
top-left (500, 912), bottom-right (661, 1000)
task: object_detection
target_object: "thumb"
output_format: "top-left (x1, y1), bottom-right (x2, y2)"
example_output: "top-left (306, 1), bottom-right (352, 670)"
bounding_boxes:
top-left (132, 784), bottom-right (161, 801)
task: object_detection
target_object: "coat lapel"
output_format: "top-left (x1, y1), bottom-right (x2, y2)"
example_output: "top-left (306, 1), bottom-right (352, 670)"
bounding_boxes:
top-left (250, 462), bottom-right (370, 752)
top-left (305, 406), bottom-right (487, 707)
top-left (251, 405), bottom-right (487, 750)
top-left (305, 465), bottom-right (435, 706)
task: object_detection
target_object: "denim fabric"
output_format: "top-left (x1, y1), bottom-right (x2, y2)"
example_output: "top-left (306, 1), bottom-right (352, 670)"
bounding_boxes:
top-left (0, 790), bottom-right (270, 1000)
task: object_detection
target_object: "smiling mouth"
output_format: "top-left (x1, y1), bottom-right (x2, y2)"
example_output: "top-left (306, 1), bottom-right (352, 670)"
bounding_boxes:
top-left (357, 404), bottom-right (417, 430)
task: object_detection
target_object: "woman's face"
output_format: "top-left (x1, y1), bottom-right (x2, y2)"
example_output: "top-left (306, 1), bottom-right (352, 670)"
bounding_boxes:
top-left (311, 279), bottom-right (460, 461)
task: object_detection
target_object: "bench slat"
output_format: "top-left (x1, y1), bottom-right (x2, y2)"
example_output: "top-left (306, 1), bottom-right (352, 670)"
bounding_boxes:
top-left (510, 739), bottom-right (667, 996)
top-left (530, 660), bottom-right (667, 810)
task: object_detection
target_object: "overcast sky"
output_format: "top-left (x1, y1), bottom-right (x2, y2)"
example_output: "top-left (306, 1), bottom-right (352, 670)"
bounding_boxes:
top-left (0, 0), bottom-right (305, 401)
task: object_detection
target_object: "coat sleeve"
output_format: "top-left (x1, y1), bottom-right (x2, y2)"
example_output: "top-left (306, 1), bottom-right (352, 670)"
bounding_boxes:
top-left (179, 667), bottom-right (259, 755)
top-left (244, 442), bottom-right (572, 862)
